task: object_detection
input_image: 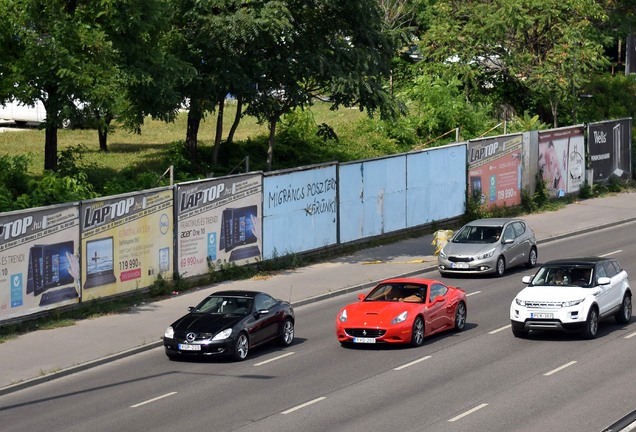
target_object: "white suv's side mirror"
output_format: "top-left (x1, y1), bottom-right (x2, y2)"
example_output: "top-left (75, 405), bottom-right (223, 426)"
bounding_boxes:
top-left (522, 275), bottom-right (532, 284)
top-left (597, 276), bottom-right (611, 286)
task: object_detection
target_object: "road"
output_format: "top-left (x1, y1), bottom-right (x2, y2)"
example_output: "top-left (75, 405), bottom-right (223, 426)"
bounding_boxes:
top-left (0, 221), bottom-right (635, 431)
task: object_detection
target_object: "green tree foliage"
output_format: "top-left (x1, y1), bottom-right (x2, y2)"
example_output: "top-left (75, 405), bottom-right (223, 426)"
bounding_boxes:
top-left (420, 0), bottom-right (610, 127)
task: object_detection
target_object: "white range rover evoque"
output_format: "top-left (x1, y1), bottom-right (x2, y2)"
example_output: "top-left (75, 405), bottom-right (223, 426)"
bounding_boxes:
top-left (510, 257), bottom-right (632, 339)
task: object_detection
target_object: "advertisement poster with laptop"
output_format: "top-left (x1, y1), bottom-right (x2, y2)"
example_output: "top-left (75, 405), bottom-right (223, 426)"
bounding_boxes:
top-left (467, 134), bottom-right (523, 209)
top-left (80, 187), bottom-right (173, 301)
top-left (587, 119), bottom-right (632, 184)
top-left (538, 126), bottom-right (585, 196)
top-left (176, 173), bottom-right (262, 278)
top-left (0, 204), bottom-right (80, 321)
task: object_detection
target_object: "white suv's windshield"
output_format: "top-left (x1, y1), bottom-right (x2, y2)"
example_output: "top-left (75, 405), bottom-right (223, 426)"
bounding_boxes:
top-left (530, 266), bottom-right (594, 287)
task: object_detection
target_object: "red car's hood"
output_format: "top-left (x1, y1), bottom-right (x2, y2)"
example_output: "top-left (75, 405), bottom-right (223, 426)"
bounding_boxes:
top-left (341, 301), bottom-right (416, 326)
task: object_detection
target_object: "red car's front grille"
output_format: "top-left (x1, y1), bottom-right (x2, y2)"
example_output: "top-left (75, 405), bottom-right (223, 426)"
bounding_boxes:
top-left (345, 328), bottom-right (386, 338)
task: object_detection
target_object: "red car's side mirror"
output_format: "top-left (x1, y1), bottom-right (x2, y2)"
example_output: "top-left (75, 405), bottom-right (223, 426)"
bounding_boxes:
top-left (358, 293), bottom-right (366, 301)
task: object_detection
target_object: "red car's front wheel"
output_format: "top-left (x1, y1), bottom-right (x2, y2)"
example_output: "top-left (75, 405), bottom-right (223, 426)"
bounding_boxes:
top-left (410, 317), bottom-right (425, 347)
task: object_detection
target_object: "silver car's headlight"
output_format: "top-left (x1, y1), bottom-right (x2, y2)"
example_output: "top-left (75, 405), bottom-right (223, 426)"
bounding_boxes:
top-left (477, 248), bottom-right (495, 260)
top-left (212, 328), bottom-right (232, 341)
top-left (515, 298), bottom-right (526, 306)
top-left (164, 326), bottom-right (174, 339)
top-left (338, 309), bottom-right (348, 323)
top-left (439, 249), bottom-right (447, 259)
top-left (391, 311), bottom-right (408, 324)
top-left (561, 299), bottom-right (583, 307)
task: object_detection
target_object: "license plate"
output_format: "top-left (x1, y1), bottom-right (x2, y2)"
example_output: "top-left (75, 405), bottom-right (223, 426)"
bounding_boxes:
top-left (178, 343), bottom-right (201, 351)
top-left (353, 337), bottom-right (376, 344)
top-left (452, 262), bottom-right (469, 269)
top-left (531, 313), bottom-right (553, 319)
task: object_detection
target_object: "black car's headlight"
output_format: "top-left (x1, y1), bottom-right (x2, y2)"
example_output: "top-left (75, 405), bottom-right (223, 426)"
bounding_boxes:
top-left (212, 329), bottom-right (232, 341)
top-left (164, 326), bottom-right (174, 339)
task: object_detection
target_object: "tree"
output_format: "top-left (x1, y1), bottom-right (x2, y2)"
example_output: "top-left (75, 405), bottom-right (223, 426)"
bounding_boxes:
top-left (1, 0), bottom-right (116, 170)
top-left (246, 0), bottom-right (398, 170)
top-left (420, 0), bottom-right (610, 127)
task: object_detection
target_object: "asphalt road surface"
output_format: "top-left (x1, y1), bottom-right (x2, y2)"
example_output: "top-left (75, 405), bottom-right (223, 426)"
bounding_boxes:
top-left (1, 221), bottom-right (635, 432)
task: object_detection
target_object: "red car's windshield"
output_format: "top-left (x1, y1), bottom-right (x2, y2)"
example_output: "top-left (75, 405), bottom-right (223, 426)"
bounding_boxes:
top-left (365, 283), bottom-right (427, 303)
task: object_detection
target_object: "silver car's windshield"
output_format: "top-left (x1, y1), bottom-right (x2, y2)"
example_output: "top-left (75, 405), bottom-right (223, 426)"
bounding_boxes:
top-left (453, 225), bottom-right (502, 244)
top-left (193, 296), bottom-right (253, 315)
top-left (530, 266), bottom-right (594, 288)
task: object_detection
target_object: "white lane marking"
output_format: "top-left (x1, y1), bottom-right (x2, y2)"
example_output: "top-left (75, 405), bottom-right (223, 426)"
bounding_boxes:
top-left (625, 331), bottom-right (636, 339)
top-left (281, 397), bottom-right (327, 414)
top-left (489, 324), bottom-right (511, 334)
top-left (466, 291), bottom-right (482, 296)
top-left (130, 392), bottom-right (177, 408)
top-left (448, 403), bottom-right (488, 422)
top-left (544, 361), bottom-right (577, 376)
top-left (394, 355), bottom-right (432, 371)
top-left (601, 250), bottom-right (622, 257)
top-left (254, 352), bottom-right (295, 366)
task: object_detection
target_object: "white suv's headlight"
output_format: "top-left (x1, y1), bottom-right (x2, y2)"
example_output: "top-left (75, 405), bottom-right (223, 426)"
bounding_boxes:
top-left (164, 326), bottom-right (174, 339)
top-left (212, 328), bottom-right (232, 341)
top-left (561, 299), bottom-right (583, 307)
top-left (515, 298), bottom-right (526, 306)
top-left (338, 309), bottom-right (348, 323)
top-left (477, 249), bottom-right (495, 260)
top-left (391, 311), bottom-right (408, 324)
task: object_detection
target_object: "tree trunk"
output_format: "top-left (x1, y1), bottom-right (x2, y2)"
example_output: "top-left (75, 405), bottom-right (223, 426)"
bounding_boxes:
top-left (266, 116), bottom-right (279, 171)
top-left (212, 96), bottom-right (224, 164)
top-left (551, 100), bottom-right (559, 128)
top-left (186, 109), bottom-right (201, 162)
top-left (44, 123), bottom-right (58, 171)
top-left (226, 95), bottom-right (243, 145)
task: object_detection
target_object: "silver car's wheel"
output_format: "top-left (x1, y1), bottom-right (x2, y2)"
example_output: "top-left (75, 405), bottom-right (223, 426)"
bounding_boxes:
top-left (233, 333), bottom-right (249, 361)
top-left (615, 294), bottom-right (632, 324)
top-left (279, 319), bottom-right (294, 346)
top-left (582, 308), bottom-right (599, 339)
top-left (495, 256), bottom-right (506, 277)
top-left (453, 301), bottom-right (466, 331)
top-left (526, 247), bottom-right (538, 268)
top-left (410, 317), bottom-right (425, 347)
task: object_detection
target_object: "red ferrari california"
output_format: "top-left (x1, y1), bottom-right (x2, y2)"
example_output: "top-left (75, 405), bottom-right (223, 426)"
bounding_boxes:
top-left (336, 277), bottom-right (467, 347)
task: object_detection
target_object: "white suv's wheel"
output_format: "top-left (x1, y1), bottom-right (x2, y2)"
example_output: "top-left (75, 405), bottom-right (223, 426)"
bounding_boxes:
top-left (582, 308), bottom-right (599, 339)
top-left (615, 294), bottom-right (632, 324)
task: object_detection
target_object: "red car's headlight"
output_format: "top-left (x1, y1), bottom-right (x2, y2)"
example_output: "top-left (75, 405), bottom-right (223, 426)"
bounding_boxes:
top-left (338, 309), bottom-right (348, 323)
top-left (391, 311), bottom-right (408, 324)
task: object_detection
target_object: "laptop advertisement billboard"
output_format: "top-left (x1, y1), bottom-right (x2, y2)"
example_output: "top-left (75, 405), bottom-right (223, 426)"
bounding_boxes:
top-left (176, 173), bottom-right (262, 278)
top-left (80, 187), bottom-right (173, 300)
top-left (0, 204), bottom-right (80, 320)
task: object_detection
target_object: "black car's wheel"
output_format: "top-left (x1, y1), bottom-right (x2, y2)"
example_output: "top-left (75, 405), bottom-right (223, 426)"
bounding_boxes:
top-left (526, 247), bottom-right (538, 268)
top-left (511, 322), bottom-right (529, 338)
top-left (232, 333), bottom-right (249, 361)
top-left (582, 307), bottom-right (599, 339)
top-left (615, 294), bottom-right (632, 324)
top-left (495, 256), bottom-right (506, 277)
top-left (410, 316), bottom-right (425, 347)
top-left (279, 319), bottom-right (295, 346)
top-left (453, 301), bottom-right (467, 331)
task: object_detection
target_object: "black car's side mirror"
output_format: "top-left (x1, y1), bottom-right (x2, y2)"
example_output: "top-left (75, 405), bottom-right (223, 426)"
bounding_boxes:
top-left (188, 306), bottom-right (195, 312)
top-left (256, 309), bottom-right (269, 316)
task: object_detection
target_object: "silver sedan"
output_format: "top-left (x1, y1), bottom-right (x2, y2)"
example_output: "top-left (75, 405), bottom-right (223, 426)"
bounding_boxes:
top-left (437, 218), bottom-right (538, 277)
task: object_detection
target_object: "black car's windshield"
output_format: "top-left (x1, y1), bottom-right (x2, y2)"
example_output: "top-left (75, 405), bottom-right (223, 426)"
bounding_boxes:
top-left (365, 283), bottom-right (427, 303)
top-left (193, 296), bottom-right (253, 315)
top-left (530, 266), bottom-right (594, 288)
top-left (452, 225), bottom-right (502, 244)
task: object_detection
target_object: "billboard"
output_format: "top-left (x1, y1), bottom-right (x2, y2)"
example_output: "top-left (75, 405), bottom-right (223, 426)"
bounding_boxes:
top-left (468, 134), bottom-right (523, 208)
top-left (587, 119), bottom-right (632, 183)
top-left (263, 164), bottom-right (337, 259)
top-left (176, 173), bottom-right (262, 277)
top-left (80, 188), bottom-right (173, 300)
top-left (0, 204), bottom-right (80, 320)
top-left (538, 126), bottom-right (585, 196)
